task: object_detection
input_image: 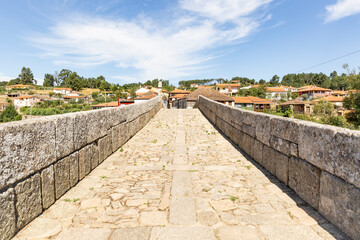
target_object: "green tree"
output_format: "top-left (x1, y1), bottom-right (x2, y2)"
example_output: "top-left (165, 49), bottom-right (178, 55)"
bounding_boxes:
top-left (43, 73), bottom-right (55, 87)
top-left (0, 104), bottom-right (22, 122)
top-left (58, 69), bottom-right (73, 86)
top-left (99, 80), bottom-right (111, 91)
top-left (344, 93), bottom-right (360, 127)
top-left (270, 75), bottom-right (280, 86)
top-left (18, 67), bottom-right (34, 84)
top-left (313, 100), bottom-right (334, 116)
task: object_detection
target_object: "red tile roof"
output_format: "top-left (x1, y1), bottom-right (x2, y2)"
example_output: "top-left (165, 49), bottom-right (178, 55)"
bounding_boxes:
top-left (171, 94), bottom-right (187, 99)
top-left (297, 86), bottom-right (331, 92)
top-left (233, 96), bottom-right (271, 104)
top-left (266, 87), bottom-right (287, 92)
top-left (313, 96), bottom-right (344, 102)
top-left (186, 88), bottom-right (234, 102)
top-left (92, 101), bottom-right (119, 107)
top-left (171, 89), bottom-right (191, 94)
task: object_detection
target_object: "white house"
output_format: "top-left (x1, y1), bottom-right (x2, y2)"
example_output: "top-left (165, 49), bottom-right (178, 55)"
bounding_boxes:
top-left (53, 88), bottom-right (72, 95)
top-left (266, 87), bottom-right (288, 100)
top-left (135, 87), bottom-right (150, 95)
top-left (66, 91), bottom-right (82, 97)
top-left (13, 96), bottom-right (40, 108)
top-left (215, 83), bottom-right (241, 95)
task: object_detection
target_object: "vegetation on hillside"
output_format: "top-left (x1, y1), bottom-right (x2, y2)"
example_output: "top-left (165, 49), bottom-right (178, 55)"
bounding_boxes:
top-left (20, 100), bottom-right (91, 116)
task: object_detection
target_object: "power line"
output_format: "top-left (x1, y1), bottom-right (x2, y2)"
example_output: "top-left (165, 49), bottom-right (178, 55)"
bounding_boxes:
top-left (296, 49), bottom-right (360, 73)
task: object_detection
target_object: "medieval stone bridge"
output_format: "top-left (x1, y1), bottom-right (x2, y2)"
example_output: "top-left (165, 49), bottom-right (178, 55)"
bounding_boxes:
top-left (11, 109), bottom-right (349, 240)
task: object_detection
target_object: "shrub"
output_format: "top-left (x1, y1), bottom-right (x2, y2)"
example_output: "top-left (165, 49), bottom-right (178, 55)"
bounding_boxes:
top-left (0, 105), bottom-right (22, 122)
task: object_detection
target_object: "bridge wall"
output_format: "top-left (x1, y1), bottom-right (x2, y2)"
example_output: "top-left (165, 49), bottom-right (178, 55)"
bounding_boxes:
top-left (198, 96), bottom-right (359, 240)
top-left (0, 97), bottom-right (162, 240)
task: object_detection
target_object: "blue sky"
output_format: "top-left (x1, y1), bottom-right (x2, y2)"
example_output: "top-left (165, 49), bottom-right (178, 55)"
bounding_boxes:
top-left (0, 0), bottom-right (360, 85)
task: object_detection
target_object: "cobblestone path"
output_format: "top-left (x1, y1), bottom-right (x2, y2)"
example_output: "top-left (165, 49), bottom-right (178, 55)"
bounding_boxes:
top-left (13, 109), bottom-right (349, 240)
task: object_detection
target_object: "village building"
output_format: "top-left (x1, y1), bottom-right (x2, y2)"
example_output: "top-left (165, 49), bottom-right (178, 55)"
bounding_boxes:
top-left (91, 100), bottom-right (135, 109)
top-left (63, 95), bottom-right (88, 103)
top-left (13, 96), bottom-right (40, 108)
top-left (190, 83), bottom-right (199, 88)
top-left (169, 89), bottom-right (190, 106)
top-left (215, 83), bottom-right (241, 95)
top-left (280, 86), bottom-right (298, 92)
top-left (66, 91), bottom-right (83, 97)
top-left (232, 96), bottom-right (271, 112)
top-left (179, 87), bottom-right (235, 108)
top-left (331, 90), bottom-right (347, 97)
top-left (134, 91), bottom-right (158, 104)
top-left (0, 101), bottom-right (9, 111)
top-left (297, 86), bottom-right (331, 99)
top-left (53, 88), bottom-right (72, 95)
top-left (266, 87), bottom-right (287, 100)
top-left (312, 96), bottom-right (344, 107)
top-left (278, 100), bottom-right (313, 114)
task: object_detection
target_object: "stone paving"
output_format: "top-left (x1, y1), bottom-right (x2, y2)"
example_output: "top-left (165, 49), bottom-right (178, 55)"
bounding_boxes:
top-left (13, 109), bottom-right (349, 240)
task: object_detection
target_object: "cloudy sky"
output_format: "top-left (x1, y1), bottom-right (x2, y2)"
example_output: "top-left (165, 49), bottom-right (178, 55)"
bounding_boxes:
top-left (0, 0), bottom-right (360, 85)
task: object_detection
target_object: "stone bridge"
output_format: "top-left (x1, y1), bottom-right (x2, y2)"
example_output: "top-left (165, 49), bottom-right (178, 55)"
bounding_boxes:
top-left (0, 96), bottom-right (359, 240)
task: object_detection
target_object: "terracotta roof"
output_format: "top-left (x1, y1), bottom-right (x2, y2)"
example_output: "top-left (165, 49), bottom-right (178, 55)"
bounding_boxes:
top-left (298, 86), bottom-right (331, 92)
top-left (298, 85), bottom-right (316, 90)
top-left (186, 88), bottom-right (234, 102)
top-left (216, 83), bottom-right (241, 87)
top-left (313, 96), bottom-right (344, 102)
top-left (266, 87), bottom-right (287, 92)
top-left (171, 94), bottom-right (187, 99)
top-left (14, 95), bottom-right (37, 100)
top-left (171, 89), bottom-right (191, 94)
top-left (92, 101), bottom-right (119, 107)
top-left (134, 91), bottom-right (158, 100)
top-left (233, 96), bottom-right (271, 104)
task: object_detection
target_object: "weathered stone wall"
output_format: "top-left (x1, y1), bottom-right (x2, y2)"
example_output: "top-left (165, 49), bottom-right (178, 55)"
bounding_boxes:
top-left (0, 96), bottom-right (162, 240)
top-left (172, 99), bottom-right (187, 109)
top-left (198, 96), bottom-right (360, 240)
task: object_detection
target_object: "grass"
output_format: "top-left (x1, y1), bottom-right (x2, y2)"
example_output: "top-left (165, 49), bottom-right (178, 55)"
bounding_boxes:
top-left (100, 176), bottom-right (108, 179)
top-left (120, 147), bottom-right (124, 152)
top-left (162, 165), bottom-right (165, 170)
top-left (288, 211), bottom-right (294, 219)
top-left (202, 188), bottom-right (211, 192)
top-left (229, 196), bottom-right (238, 202)
top-left (89, 187), bottom-right (94, 190)
top-left (152, 140), bottom-right (157, 144)
top-left (189, 170), bottom-right (197, 172)
top-left (64, 198), bottom-right (79, 202)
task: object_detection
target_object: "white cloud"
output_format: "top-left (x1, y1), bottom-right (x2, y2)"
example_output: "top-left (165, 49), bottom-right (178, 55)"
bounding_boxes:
top-left (325, 0), bottom-right (360, 22)
top-left (0, 73), bottom-right (12, 82)
top-left (32, 0), bottom-right (273, 81)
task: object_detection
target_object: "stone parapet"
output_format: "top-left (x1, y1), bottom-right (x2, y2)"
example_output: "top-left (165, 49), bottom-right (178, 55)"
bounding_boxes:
top-left (198, 96), bottom-right (359, 240)
top-left (0, 96), bottom-right (162, 240)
